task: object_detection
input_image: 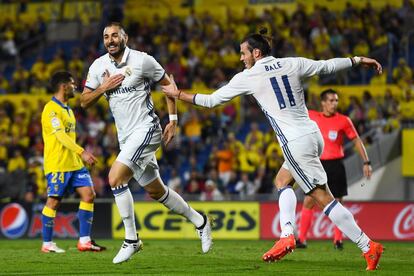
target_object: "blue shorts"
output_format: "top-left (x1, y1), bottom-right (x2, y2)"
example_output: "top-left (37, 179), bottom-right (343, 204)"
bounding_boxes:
top-left (46, 167), bottom-right (93, 197)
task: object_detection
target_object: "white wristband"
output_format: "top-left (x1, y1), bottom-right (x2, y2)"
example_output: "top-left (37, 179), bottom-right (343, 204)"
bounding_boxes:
top-left (169, 114), bottom-right (178, 121)
top-left (354, 56), bottom-right (362, 65)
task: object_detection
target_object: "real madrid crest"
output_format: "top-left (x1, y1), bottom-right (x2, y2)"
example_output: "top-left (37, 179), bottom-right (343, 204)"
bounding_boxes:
top-left (124, 67), bottom-right (132, 77)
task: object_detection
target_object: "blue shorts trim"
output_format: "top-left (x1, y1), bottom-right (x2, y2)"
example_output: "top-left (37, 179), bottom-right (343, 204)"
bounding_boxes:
top-left (46, 167), bottom-right (93, 197)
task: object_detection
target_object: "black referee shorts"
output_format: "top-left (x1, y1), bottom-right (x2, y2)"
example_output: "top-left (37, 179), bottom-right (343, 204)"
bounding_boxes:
top-left (321, 158), bottom-right (347, 198)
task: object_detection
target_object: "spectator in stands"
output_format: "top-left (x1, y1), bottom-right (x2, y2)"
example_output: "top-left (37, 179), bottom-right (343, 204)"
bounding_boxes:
top-left (7, 148), bottom-right (26, 173)
top-left (392, 58), bottom-right (413, 88)
top-left (200, 179), bottom-right (224, 201)
top-left (235, 172), bottom-right (258, 199)
top-left (11, 64), bottom-right (29, 93)
top-left (399, 89), bottom-right (414, 125)
top-left (216, 141), bottom-right (233, 188)
top-left (167, 168), bottom-right (182, 194)
top-left (0, 74), bottom-right (9, 94)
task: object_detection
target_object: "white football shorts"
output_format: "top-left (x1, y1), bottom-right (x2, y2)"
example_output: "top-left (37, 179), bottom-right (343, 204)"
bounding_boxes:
top-left (116, 125), bottom-right (162, 186)
top-left (281, 131), bottom-right (327, 194)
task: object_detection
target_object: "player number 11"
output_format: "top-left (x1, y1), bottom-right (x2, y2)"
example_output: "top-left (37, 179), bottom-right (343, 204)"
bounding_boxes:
top-left (269, 75), bottom-right (296, 109)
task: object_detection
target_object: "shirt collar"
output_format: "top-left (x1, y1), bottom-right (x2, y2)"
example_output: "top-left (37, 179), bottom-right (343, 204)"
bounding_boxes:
top-left (52, 96), bottom-right (69, 110)
top-left (108, 47), bottom-right (130, 68)
top-left (255, 56), bottom-right (273, 65)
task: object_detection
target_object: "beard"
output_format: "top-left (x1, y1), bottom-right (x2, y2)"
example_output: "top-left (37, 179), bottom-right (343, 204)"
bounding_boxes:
top-left (65, 89), bottom-right (75, 100)
top-left (108, 40), bottom-right (126, 59)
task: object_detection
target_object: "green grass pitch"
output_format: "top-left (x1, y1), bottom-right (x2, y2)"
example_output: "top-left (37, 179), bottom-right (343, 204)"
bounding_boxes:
top-left (1, 239), bottom-right (413, 275)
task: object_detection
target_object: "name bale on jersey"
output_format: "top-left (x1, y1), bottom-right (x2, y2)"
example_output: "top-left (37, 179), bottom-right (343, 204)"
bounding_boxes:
top-left (265, 62), bottom-right (282, 71)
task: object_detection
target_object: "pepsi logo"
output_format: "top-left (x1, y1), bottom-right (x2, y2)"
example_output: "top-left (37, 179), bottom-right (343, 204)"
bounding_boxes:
top-left (0, 203), bottom-right (29, 239)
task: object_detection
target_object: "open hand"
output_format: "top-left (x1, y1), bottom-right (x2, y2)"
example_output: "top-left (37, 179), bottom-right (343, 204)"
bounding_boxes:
top-left (102, 69), bottom-right (125, 91)
top-left (162, 121), bottom-right (177, 146)
top-left (161, 74), bottom-right (180, 98)
top-left (359, 57), bottom-right (382, 75)
top-left (81, 150), bottom-right (98, 166)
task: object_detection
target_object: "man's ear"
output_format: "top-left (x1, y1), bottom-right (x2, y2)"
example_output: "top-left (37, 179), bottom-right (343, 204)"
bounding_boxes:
top-left (253, 48), bottom-right (261, 59)
top-left (125, 34), bottom-right (129, 44)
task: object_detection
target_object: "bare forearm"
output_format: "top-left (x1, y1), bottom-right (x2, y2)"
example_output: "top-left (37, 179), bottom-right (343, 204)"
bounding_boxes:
top-left (353, 137), bottom-right (369, 162)
top-left (165, 95), bottom-right (177, 115)
top-left (80, 86), bottom-right (106, 109)
top-left (177, 90), bottom-right (195, 105)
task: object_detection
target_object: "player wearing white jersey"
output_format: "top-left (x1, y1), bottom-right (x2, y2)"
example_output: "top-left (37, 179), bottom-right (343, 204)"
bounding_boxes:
top-left (162, 29), bottom-right (383, 270)
top-left (80, 22), bottom-right (212, 264)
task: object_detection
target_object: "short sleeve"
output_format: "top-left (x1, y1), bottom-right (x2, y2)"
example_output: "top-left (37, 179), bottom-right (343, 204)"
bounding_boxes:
top-left (141, 54), bottom-right (165, 83)
top-left (343, 116), bottom-right (358, 140)
top-left (84, 62), bottom-right (100, 90)
top-left (42, 105), bottom-right (63, 134)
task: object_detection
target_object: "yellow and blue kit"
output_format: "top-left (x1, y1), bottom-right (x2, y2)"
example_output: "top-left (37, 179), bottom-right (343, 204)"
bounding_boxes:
top-left (41, 97), bottom-right (92, 197)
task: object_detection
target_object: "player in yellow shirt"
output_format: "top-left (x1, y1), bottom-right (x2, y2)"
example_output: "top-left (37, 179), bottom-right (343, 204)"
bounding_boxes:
top-left (40, 71), bottom-right (105, 253)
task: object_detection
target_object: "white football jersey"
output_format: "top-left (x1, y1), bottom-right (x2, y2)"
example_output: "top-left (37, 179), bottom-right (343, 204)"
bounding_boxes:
top-left (194, 56), bottom-right (352, 145)
top-left (85, 47), bottom-right (165, 143)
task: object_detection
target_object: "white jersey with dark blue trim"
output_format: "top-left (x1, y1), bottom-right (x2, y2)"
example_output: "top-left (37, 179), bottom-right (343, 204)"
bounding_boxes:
top-left (194, 56), bottom-right (352, 145)
top-left (85, 47), bottom-right (165, 143)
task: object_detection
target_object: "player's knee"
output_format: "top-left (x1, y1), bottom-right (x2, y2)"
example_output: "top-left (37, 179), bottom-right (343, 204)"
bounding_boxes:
top-left (303, 196), bottom-right (314, 209)
top-left (274, 178), bottom-right (288, 190)
top-left (147, 188), bottom-right (165, 200)
top-left (46, 197), bottom-right (60, 210)
top-left (108, 173), bottom-right (123, 188)
top-left (82, 191), bottom-right (95, 203)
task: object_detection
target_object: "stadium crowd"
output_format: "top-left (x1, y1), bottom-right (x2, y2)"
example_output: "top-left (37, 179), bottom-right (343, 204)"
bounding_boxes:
top-left (0, 1), bottom-right (413, 202)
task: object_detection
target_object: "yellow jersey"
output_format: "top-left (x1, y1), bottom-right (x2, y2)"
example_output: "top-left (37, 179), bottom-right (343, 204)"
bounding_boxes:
top-left (41, 97), bottom-right (83, 174)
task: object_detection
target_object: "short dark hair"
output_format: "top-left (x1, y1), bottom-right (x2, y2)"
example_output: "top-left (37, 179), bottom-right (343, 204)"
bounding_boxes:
top-left (104, 22), bottom-right (126, 35)
top-left (320, 89), bottom-right (338, 101)
top-left (50, 71), bottom-right (73, 93)
top-left (241, 27), bottom-right (272, 56)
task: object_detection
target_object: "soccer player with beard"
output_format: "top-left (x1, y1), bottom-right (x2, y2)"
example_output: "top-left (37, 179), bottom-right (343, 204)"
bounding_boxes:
top-left (41, 71), bottom-right (105, 253)
top-left (296, 89), bottom-right (372, 250)
top-left (162, 29), bottom-right (383, 270)
top-left (81, 22), bottom-right (212, 264)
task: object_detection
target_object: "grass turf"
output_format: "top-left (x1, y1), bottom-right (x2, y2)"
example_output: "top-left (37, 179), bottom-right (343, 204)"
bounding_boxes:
top-left (0, 239), bottom-right (413, 275)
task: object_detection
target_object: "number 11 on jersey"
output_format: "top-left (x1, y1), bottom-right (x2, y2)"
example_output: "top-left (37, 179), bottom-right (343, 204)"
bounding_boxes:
top-left (269, 75), bottom-right (296, 110)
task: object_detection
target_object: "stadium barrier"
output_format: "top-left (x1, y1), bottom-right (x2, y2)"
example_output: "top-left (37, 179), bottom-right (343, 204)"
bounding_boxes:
top-left (112, 202), bottom-right (260, 240)
top-left (0, 202), bottom-right (112, 240)
top-left (1, 201), bottom-right (413, 241)
top-left (261, 202), bottom-right (414, 241)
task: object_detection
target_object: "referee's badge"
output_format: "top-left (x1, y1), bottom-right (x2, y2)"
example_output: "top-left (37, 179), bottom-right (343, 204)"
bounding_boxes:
top-left (328, 130), bottom-right (338, 141)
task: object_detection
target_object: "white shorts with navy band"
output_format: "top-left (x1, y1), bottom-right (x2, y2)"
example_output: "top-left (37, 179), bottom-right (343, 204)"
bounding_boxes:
top-left (281, 131), bottom-right (327, 194)
top-left (116, 125), bottom-right (162, 186)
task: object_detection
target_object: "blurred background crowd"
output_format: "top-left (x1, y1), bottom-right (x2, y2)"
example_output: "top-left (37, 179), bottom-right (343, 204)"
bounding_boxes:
top-left (0, 0), bottom-right (413, 203)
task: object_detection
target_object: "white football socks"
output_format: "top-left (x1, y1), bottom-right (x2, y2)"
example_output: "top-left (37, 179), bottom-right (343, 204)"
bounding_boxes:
top-left (112, 184), bottom-right (137, 241)
top-left (79, 236), bottom-right (91, 244)
top-left (278, 186), bottom-right (297, 238)
top-left (324, 200), bottom-right (370, 253)
top-left (159, 187), bottom-right (204, 228)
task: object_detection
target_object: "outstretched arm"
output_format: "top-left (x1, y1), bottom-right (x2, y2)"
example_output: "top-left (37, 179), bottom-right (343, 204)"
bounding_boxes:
top-left (298, 56), bottom-right (382, 78)
top-left (162, 73), bottom-right (251, 108)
